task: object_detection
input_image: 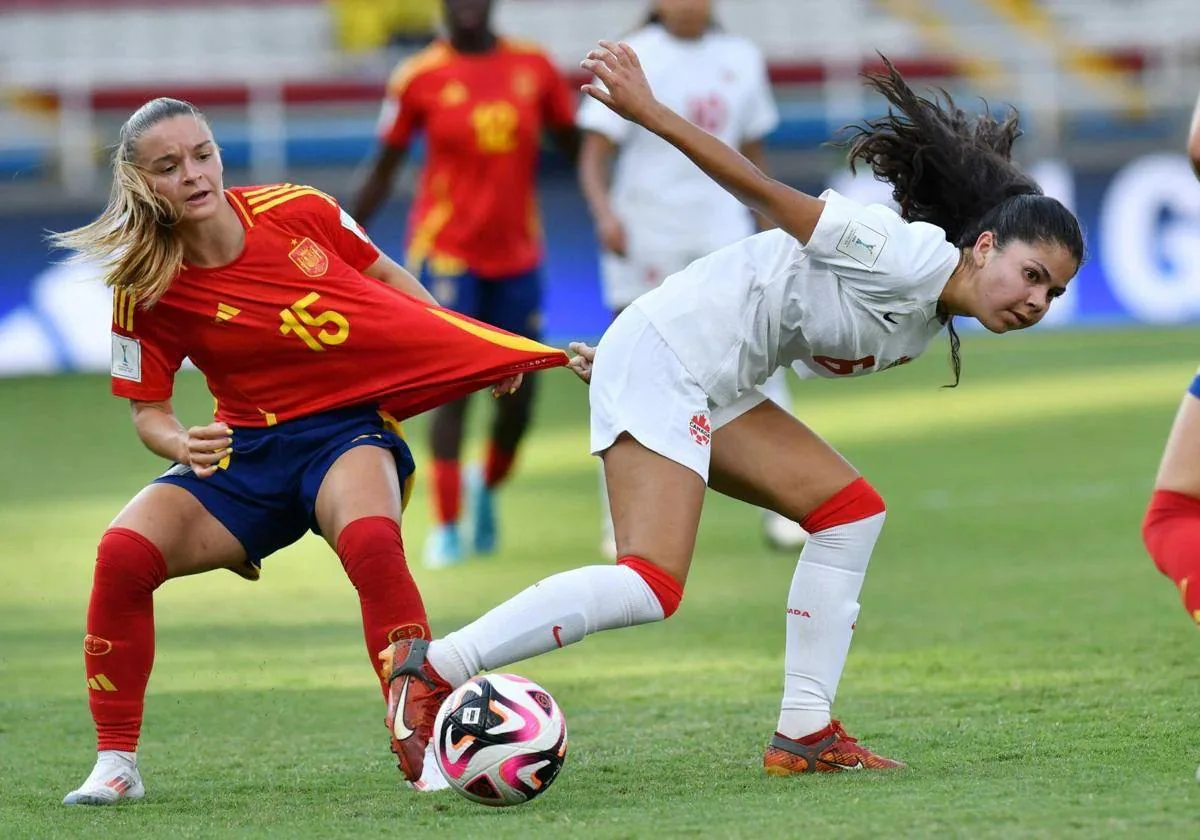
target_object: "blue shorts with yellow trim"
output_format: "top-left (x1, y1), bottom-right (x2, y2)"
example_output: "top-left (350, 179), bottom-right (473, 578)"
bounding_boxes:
top-left (420, 263), bottom-right (543, 339)
top-left (1189, 369), bottom-right (1200, 400)
top-left (154, 405), bottom-right (415, 566)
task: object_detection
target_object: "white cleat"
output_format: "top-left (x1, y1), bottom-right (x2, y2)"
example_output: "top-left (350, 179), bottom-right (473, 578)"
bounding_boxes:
top-left (407, 742), bottom-right (450, 792)
top-left (62, 751), bottom-right (144, 805)
top-left (763, 510), bottom-right (809, 551)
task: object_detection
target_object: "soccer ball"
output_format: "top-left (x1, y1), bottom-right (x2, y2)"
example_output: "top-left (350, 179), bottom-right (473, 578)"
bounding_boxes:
top-left (431, 673), bottom-right (568, 806)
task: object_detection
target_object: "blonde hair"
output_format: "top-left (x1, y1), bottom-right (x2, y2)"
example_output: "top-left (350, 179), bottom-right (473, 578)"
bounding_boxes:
top-left (49, 98), bottom-right (208, 305)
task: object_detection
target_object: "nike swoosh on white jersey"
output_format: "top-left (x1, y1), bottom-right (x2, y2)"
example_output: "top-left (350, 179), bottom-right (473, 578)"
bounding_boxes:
top-left (392, 679), bottom-right (415, 739)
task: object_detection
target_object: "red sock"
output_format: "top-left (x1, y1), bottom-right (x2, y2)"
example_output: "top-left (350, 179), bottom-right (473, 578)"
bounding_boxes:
top-left (336, 516), bottom-right (430, 696)
top-left (1143, 489), bottom-right (1200, 624)
top-left (86, 528), bottom-right (168, 752)
top-left (800, 477), bottom-right (887, 533)
top-left (484, 442), bottom-right (517, 489)
top-left (618, 555), bottom-right (684, 618)
top-left (432, 459), bottom-right (461, 525)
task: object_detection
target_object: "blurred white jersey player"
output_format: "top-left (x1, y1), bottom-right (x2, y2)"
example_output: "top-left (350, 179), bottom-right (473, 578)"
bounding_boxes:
top-left (578, 0), bottom-right (805, 551)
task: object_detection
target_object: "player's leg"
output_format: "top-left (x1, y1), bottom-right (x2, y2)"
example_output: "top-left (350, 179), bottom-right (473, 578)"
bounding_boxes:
top-left (757, 368), bottom-right (810, 550)
top-left (421, 265), bottom-right (481, 567)
top-left (313, 441), bottom-right (424, 693)
top-left (380, 308), bottom-right (707, 781)
top-left (707, 397), bottom-right (903, 773)
top-left (592, 238), bottom-right (674, 559)
top-left (311, 438), bottom-right (448, 791)
top-left (64, 485), bottom-right (249, 805)
top-left (467, 268), bottom-right (545, 555)
top-left (1143, 379), bottom-right (1200, 624)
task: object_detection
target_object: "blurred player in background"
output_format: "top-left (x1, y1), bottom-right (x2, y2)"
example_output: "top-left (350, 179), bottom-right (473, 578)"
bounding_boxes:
top-left (379, 42), bottom-right (1085, 783)
top-left (353, 0), bottom-right (579, 568)
top-left (577, 0), bottom-right (806, 556)
top-left (52, 98), bottom-right (566, 805)
top-left (1142, 93), bottom-right (1200, 634)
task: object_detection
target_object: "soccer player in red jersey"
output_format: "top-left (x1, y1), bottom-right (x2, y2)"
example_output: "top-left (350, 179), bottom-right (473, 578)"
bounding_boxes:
top-left (353, 0), bottom-right (579, 567)
top-left (52, 97), bottom-right (567, 805)
top-left (1143, 92), bottom-right (1200, 634)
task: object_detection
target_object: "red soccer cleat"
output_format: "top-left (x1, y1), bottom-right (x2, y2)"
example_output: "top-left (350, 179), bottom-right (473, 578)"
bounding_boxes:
top-left (379, 638), bottom-right (451, 781)
top-left (763, 719), bottom-right (906, 775)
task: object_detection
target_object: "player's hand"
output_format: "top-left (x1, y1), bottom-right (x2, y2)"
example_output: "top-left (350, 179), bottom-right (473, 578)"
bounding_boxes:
top-left (492, 373), bottom-right (524, 398)
top-left (567, 342), bottom-right (596, 384)
top-left (182, 421), bottom-right (232, 479)
top-left (581, 41), bottom-right (659, 128)
top-left (596, 212), bottom-right (627, 257)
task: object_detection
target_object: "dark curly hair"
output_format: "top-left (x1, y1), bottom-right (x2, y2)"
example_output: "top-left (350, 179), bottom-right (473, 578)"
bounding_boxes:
top-left (837, 57), bottom-right (1084, 386)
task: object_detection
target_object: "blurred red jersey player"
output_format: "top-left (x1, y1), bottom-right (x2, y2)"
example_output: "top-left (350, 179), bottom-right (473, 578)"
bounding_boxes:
top-left (355, 0), bottom-right (579, 568)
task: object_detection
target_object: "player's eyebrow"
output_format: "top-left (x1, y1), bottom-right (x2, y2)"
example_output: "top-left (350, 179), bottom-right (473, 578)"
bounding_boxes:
top-left (151, 140), bottom-right (213, 166)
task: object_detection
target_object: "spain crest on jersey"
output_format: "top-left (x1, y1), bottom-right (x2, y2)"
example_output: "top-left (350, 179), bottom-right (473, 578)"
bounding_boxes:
top-left (288, 237), bottom-right (329, 278)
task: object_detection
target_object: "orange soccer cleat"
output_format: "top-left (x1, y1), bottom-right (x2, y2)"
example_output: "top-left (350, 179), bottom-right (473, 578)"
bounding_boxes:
top-left (763, 719), bottom-right (906, 775)
top-left (379, 638), bottom-right (451, 781)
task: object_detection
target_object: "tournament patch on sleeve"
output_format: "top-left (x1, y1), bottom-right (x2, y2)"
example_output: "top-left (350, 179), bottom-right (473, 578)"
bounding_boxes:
top-left (111, 333), bottom-right (142, 381)
top-left (835, 220), bottom-right (888, 268)
top-left (339, 207), bottom-right (373, 243)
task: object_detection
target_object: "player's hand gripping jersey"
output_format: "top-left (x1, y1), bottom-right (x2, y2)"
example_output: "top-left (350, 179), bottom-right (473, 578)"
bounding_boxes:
top-left (377, 40), bottom-right (576, 278)
top-left (632, 190), bottom-right (961, 405)
top-left (109, 184), bottom-right (567, 426)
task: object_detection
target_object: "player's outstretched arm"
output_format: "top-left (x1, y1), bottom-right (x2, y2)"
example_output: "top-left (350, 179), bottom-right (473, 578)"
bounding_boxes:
top-left (581, 40), bottom-right (825, 244)
top-left (130, 399), bottom-right (230, 479)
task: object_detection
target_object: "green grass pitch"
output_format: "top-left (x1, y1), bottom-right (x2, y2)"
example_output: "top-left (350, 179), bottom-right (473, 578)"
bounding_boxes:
top-left (1, 326), bottom-right (1197, 838)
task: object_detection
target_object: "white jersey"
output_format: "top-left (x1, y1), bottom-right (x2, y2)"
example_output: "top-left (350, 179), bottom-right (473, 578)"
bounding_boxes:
top-left (633, 190), bottom-right (961, 406)
top-left (577, 24), bottom-right (778, 247)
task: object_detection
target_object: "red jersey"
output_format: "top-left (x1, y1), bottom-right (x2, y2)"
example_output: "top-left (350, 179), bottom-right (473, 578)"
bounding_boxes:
top-left (110, 184), bottom-right (567, 427)
top-left (377, 39), bottom-right (576, 278)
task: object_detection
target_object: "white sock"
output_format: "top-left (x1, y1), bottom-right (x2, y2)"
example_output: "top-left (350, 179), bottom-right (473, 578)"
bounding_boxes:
top-left (760, 367), bottom-right (793, 412)
top-left (428, 564), bottom-right (665, 686)
top-left (777, 511), bottom-right (885, 738)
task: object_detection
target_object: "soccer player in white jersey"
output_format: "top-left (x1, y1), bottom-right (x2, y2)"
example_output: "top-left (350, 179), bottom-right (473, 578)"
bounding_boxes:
top-left (577, 0), bottom-right (806, 553)
top-left (378, 42), bottom-right (1084, 781)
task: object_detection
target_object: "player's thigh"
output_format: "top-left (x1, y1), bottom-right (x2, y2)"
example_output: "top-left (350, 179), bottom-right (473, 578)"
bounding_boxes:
top-left (110, 483), bottom-right (248, 578)
top-left (602, 434), bottom-right (706, 585)
top-left (708, 398), bottom-right (860, 522)
top-left (313, 444), bottom-right (403, 548)
top-left (590, 308), bottom-right (710, 582)
top-left (1155, 393), bottom-right (1200, 497)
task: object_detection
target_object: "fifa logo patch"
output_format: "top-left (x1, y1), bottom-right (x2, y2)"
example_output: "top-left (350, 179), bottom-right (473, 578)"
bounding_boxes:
top-left (688, 412), bottom-right (712, 446)
top-left (835, 220), bottom-right (887, 268)
top-left (288, 237), bottom-right (329, 278)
